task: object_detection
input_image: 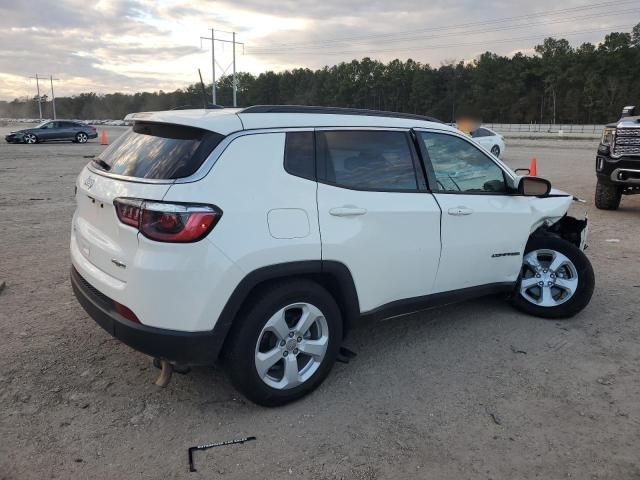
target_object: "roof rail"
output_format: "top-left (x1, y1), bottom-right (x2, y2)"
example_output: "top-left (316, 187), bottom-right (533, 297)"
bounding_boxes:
top-left (239, 105), bottom-right (442, 123)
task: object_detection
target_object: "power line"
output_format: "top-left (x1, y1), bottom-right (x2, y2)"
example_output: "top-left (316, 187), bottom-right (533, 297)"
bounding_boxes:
top-left (250, 7), bottom-right (640, 54)
top-left (249, 0), bottom-right (639, 54)
top-left (251, 24), bottom-right (637, 57)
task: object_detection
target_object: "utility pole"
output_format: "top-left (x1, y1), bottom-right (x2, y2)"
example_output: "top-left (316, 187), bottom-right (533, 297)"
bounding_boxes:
top-left (31, 74), bottom-right (43, 121)
top-left (211, 28), bottom-right (216, 105)
top-left (199, 30), bottom-right (243, 107)
top-left (29, 74), bottom-right (59, 120)
top-left (49, 75), bottom-right (59, 119)
top-left (232, 31), bottom-right (237, 107)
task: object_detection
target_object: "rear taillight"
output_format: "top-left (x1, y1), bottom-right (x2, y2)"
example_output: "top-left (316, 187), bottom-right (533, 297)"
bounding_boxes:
top-left (114, 198), bottom-right (143, 227)
top-left (114, 198), bottom-right (222, 243)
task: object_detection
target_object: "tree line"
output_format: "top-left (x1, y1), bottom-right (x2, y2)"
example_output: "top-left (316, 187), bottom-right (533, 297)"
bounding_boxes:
top-left (1, 24), bottom-right (639, 124)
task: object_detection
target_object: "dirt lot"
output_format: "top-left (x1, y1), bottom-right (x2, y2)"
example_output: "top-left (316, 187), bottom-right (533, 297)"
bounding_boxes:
top-left (1, 124), bottom-right (639, 480)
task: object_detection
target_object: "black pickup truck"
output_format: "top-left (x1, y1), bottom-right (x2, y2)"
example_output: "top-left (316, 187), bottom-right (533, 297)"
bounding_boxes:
top-left (595, 106), bottom-right (640, 210)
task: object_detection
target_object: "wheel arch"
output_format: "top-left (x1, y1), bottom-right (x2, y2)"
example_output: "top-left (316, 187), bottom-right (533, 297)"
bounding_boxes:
top-left (529, 214), bottom-right (587, 249)
top-left (214, 260), bottom-right (360, 357)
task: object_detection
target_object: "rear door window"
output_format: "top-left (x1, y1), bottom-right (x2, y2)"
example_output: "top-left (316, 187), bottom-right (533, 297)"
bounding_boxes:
top-left (95, 122), bottom-right (224, 180)
top-left (317, 130), bottom-right (419, 191)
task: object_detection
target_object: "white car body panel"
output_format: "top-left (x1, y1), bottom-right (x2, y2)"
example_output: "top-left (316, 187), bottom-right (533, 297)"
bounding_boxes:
top-left (317, 184), bottom-right (442, 312)
top-left (432, 193), bottom-right (533, 292)
top-left (163, 132), bottom-right (322, 273)
top-left (432, 192), bottom-right (572, 293)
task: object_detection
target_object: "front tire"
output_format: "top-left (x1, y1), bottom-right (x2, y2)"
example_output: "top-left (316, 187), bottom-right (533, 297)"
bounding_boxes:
top-left (223, 280), bottom-right (342, 407)
top-left (491, 145), bottom-right (501, 157)
top-left (595, 180), bottom-right (621, 210)
top-left (23, 133), bottom-right (37, 144)
top-left (512, 236), bottom-right (594, 319)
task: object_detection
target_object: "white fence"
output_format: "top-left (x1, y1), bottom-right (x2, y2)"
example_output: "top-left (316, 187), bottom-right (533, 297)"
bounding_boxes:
top-left (485, 123), bottom-right (605, 135)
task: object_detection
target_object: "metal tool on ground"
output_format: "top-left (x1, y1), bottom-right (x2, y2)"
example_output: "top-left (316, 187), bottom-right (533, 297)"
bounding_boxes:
top-left (188, 436), bottom-right (256, 472)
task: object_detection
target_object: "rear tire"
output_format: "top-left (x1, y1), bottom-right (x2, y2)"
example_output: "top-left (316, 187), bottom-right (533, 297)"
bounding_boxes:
top-left (511, 236), bottom-right (594, 319)
top-left (491, 145), bottom-right (501, 157)
top-left (595, 180), bottom-right (622, 210)
top-left (75, 132), bottom-right (88, 144)
top-left (223, 279), bottom-right (342, 407)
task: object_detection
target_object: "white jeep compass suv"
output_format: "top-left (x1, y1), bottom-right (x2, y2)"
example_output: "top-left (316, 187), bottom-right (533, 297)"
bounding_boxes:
top-left (71, 105), bottom-right (594, 406)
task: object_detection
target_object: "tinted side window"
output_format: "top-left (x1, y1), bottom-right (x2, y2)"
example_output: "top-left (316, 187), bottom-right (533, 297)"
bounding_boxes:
top-left (96, 122), bottom-right (224, 179)
top-left (419, 132), bottom-right (506, 193)
top-left (284, 131), bottom-right (315, 180)
top-left (317, 130), bottom-right (418, 191)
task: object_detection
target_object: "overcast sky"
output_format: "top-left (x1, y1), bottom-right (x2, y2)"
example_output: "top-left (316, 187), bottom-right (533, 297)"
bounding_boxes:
top-left (0, 0), bottom-right (637, 101)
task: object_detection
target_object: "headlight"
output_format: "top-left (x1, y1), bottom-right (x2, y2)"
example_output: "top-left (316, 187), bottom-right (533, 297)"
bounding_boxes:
top-left (601, 127), bottom-right (616, 146)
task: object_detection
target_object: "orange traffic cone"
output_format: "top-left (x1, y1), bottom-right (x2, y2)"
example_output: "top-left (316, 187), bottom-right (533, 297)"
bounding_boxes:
top-left (100, 130), bottom-right (108, 145)
top-left (529, 156), bottom-right (537, 176)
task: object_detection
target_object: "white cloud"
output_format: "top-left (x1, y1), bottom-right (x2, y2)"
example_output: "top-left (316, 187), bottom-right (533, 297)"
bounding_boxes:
top-left (0, 0), bottom-right (636, 99)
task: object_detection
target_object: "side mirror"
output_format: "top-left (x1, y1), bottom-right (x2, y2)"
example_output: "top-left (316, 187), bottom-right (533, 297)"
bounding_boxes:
top-left (518, 176), bottom-right (551, 196)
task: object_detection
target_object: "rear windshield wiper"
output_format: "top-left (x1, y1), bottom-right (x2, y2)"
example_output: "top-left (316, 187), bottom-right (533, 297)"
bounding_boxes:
top-left (92, 158), bottom-right (111, 171)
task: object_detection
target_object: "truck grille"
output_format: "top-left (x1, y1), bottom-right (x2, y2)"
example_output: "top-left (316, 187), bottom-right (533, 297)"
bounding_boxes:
top-left (614, 128), bottom-right (640, 156)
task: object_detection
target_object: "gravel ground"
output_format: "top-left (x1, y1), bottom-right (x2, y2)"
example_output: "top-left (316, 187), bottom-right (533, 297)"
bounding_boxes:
top-left (1, 124), bottom-right (639, 480)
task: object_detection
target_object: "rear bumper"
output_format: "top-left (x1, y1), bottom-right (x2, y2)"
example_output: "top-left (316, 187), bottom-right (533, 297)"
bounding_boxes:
top-left (71, 267), bottom-right (223, 365)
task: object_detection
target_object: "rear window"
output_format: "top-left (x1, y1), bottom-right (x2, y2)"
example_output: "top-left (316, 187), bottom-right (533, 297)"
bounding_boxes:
top-left (95, 122), bottom-right (224, 179)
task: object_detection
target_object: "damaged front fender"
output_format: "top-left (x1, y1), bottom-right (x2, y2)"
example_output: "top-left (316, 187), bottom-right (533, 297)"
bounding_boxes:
top-left (532, 214), bottom-right (589, 250)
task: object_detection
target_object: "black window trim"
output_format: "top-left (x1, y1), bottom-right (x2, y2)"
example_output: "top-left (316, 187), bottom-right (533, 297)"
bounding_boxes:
top-left (314, 128), bottom-right (427, 194)
top-left (413, 128), bottom-right (517, 196)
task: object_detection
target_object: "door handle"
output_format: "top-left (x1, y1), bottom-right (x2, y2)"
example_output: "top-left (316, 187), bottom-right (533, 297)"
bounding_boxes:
top-left (329, 207), bottom-right (367, 217)
top-left (447, 207), bottom-right (474, 216)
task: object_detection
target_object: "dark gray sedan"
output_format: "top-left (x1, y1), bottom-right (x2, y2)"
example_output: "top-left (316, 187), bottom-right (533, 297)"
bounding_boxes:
top-left (5, 120), bottom-right (98, 144)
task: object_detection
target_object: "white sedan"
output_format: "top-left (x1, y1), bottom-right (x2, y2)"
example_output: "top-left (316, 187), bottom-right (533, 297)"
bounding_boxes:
top-left (471, 126), bottom-right (506, 158)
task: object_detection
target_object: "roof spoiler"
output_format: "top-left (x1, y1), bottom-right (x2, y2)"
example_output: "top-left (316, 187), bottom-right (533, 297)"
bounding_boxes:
top-left (620, 106), bottom-right (636, 119)
top-left (124, 112), bottom-right (154, 121)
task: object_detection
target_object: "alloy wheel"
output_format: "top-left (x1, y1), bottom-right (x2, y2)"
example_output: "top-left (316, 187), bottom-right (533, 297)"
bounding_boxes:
top-left (24, 134), bottom-right (36, 144)
top-left (77, 133), bottom-right (88, 143)
top-left (491, 145), bottom-right (500, 156)
top-left (254, 302), bottom-right (329, 390)
top-left (520, 249), bottom-right (579, 307)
